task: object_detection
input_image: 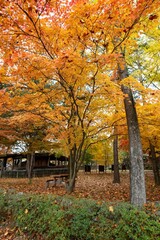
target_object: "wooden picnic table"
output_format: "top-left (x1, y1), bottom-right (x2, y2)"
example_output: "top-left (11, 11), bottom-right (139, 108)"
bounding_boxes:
top-left (46, 173), bottom-right (69, 188)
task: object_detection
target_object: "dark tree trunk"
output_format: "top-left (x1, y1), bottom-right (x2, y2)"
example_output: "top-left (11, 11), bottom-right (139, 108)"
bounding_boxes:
top-left (113, 134), bottom-right (120, 183)
top-left (26, 152), bottom-right (35, 181)
top-left (0, 158), bottom-right (6, 178)
top-left (150, 143), bottom-right (160, 186)
top-left (119, 63), bottom-right (146, 207)
top-left (0, 157), bottom-right (7, 178)
top-left (0, 165), bottom-right (3, 178)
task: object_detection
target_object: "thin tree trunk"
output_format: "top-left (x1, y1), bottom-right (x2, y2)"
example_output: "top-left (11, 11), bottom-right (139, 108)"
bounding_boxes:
top-left (113, 134), bottom-right (120, 183)
top-left (118, 62), bottom-right (146, 207)
top-left (66, 146), bottom-right (78, 193)
top-left (0, 157), bottom-right (6, 178)
top-left (0, 165), bottom-right (3, 178)
top-left (26, 152), bottom-right (35, 182)
top-left (66, 143), bottom-right (87, 193)
top-left (150, 143), bottom-right (160, 186)
top-left (66, 162), bottom-right (77, 193)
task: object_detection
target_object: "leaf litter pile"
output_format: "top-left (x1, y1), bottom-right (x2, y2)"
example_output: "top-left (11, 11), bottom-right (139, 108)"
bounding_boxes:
top-left (0, 171), bottom-right (160, 240)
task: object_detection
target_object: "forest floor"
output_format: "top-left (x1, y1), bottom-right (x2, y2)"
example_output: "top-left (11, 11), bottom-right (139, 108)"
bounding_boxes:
top-left (0, 171), bottom-right (160, 240)
top-left (0, 170), bottom-right (160, 202)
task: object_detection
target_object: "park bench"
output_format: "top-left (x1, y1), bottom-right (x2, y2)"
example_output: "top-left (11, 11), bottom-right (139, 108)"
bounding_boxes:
top-left (45, 173), bottom-right (69, 188)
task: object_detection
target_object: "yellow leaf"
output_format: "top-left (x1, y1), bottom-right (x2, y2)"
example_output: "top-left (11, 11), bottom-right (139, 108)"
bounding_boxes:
top-left (25, 209), bottom-right (28, 214)
top-left (109, 206), bottom-right (114, 213)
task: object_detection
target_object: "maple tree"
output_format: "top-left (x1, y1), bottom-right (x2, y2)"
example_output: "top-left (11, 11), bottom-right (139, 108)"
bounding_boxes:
top-left (0, 0), bottom-right (159, 206)
top-left (0, 0), bottom-right (119, 193)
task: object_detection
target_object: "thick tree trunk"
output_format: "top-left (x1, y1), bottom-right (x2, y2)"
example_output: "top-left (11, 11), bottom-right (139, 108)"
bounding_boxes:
top-left (113, 134), bottom-right (120, 183)
top-left (122, 84), bottom-right (146, 206)
top-left (119, 64), bottom-right (146, 207)
top-left (150, 143), bottom-right (160, 186)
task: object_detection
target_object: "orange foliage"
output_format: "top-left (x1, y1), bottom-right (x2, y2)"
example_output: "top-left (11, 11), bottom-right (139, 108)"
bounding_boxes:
top-left (0, 0), bottom-right (159, 155)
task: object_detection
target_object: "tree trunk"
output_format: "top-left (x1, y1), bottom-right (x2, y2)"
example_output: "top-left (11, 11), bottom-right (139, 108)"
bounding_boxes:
top-left (66, 174), bottom-right (76, 194)
top-left (26, 152), bottom-right (35, 182)
top-left (66, 146), bottom-right (78, 193)
top-left (150, 143), bottom-right (160, 186)
top-left (119, 63), bottom-right (146, 207)
top-left (0, 165), bottom-right (3, 178)
top-left (113, 134), bottom-right (120, 183)
top-left (0, 157), bottom-right (6, 178)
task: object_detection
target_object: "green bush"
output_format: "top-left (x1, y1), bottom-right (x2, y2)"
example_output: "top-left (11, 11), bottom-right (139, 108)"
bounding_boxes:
top-left (8, 194), bottom-right (67, 240)
top-left (64, 198), bottom-right (102, 240)
top-left (110, 203), bottom-right (160, 240)
top-left (0, 190), bottom-right (160, 240)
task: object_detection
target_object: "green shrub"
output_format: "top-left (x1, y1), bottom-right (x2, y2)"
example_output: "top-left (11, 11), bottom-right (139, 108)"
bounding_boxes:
top-left (63, 198), bottom-right (101, 240)
top-left (0, 190), bottom-right (160, 240)
top-left (8, 194), bottom-right (67, 240)
top-left (111, 203), bottom-right (160, 240)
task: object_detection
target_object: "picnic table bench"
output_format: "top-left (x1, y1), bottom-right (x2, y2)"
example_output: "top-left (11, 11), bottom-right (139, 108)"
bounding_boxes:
top-left (45, 174), bottom-right (69, 188)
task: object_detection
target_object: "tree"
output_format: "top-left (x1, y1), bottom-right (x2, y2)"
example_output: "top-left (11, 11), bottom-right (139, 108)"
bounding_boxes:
top-left (119, 63), bottom-right (146, 206)
top-left (0, 0), bottom-right (122, 193)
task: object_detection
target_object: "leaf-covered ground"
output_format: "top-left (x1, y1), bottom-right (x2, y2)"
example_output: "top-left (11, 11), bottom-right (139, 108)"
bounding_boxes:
top-left (0, 171), bottom-right (160, 240)
top-left (0, 171), bottom-right (160, 201)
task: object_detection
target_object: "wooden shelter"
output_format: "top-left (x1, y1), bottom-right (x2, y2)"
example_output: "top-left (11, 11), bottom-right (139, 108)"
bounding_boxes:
top-left (0, 153), bottom-right (68, 178)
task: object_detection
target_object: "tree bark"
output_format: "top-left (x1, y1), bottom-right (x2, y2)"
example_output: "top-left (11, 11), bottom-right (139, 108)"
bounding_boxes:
top-left (0, 157), bottom-right (7, 178)
top-left (113, 134), bottom-right (120, 183)
top-left (26, 152), bottom-right (35, 181)
top-left (150, 143), bottom-right (160, 186)
top-left (66, 143), bottom-right (86, 193)
top-left (119, 63), bottom-right (146, 207)
top-left (66, 146), bottom-right (78, 193)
